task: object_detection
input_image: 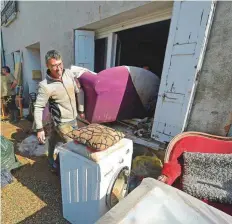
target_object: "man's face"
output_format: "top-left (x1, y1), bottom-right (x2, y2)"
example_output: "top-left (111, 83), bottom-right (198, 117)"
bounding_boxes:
top-left (2, 68), bottom-right (7, 75)
top-left (47, 58), bottom-right (63, 79)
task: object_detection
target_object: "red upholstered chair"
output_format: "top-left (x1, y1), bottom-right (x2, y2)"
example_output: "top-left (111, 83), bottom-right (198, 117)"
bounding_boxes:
top-left (159, 132), bottom-right (232, 216)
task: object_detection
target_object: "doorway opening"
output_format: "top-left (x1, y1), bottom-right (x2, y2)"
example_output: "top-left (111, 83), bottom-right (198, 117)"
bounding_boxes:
top-left (115, 19), bottom-right (171, 78)
top-left (94, 37), bottom-right (108, 73)
top-left (23, 42), bottom-right (42, 108)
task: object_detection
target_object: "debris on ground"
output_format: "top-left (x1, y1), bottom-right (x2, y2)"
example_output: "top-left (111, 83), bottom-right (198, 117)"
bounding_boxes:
top-left (119, 117), bottom-right (154, 138)
top-left (18, 135), bottom-right (47, 156)
top-left (18, 134), bottom-right (63, 156)
top-left (1, 135), bottom-right (22, 188)
top-left (1, 120), bottom-right (69, 224)
top-left (132, 154), bottom-right (163, 177)
top-left (1, 135), bottom-right (22, 171)
top-left (1, 169), bottom-right (14, 188)
top-left (128, 153), bottom-right (163, 192)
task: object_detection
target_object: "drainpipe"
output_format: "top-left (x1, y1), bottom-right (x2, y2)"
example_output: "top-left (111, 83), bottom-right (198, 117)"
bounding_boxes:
top-left (1, 28), bottom-right (6, 66)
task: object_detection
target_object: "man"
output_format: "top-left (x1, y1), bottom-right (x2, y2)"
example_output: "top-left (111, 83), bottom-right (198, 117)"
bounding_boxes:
top-left (1, 66), bottom-right (18, 123)
top-left (34, 50), bottom-right (89, 170)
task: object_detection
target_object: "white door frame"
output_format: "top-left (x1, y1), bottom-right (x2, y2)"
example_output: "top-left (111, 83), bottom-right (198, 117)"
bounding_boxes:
top-left (151, 1), bottom-right (217, 143)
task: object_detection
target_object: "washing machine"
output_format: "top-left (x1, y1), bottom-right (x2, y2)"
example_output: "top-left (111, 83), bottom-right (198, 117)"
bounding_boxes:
top-left (58, 138), bottom-right (133, 224)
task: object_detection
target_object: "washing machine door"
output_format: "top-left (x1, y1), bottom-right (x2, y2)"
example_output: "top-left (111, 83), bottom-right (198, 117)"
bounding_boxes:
top-left (106, 166), bottom-right (130, 209)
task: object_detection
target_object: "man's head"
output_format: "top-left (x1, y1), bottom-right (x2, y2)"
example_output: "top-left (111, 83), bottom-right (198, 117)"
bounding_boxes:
top-left (2, 66), bottom-right (11, 75)
top-left (142, 65), bottom-right (150, 71)
top-left (45, 50), bottom-right (64, 79)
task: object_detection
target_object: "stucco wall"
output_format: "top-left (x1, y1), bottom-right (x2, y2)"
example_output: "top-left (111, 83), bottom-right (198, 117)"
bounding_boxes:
top-left (2, 1), bottom-right (149, 75)
top-left (3, 1), bottom-right (231, 136)
top-left (187, 1), bottom-right (232, 135)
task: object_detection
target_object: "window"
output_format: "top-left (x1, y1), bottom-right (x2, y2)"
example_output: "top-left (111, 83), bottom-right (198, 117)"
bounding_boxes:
top-left (1, 1), bottom-right (18, 26)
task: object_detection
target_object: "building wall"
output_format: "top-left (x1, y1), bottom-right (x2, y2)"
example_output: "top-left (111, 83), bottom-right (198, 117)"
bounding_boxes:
top-left (187, 1), bottom-right (232, 135)
top-left (3, 1), bottom-right (231, 136)
top-left (2, 1), bottom-right (149, 76)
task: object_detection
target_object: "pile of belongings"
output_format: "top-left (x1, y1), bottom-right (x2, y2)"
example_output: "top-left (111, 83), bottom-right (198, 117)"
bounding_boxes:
top-left (18, 135), bottom-right (48, 156)
top-left (66, 124), bottom-right (125, 151)
top-left (52, 124), bottom-right (125, 175)
top-left (18, 134), bottom-right (62, 157)
top-left (128, 154), bottom-right (163, 192)
top-left (19, 123), bottom-right (124, 158)
top-left (121, 117), bottom-right (153, 138)
top-left (0, 135), bottom-right (21, 188)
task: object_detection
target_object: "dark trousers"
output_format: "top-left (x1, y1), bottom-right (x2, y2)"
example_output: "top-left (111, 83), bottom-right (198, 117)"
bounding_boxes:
top-left (3, 95), bottom-right (19, 121)
top-left (4, 95), bottom-right (17, 110)
top-left (48, 119), bottom-right (78, 164)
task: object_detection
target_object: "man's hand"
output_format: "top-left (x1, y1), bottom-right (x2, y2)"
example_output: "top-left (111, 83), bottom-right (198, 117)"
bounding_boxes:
top-left (37, 130), bottom-right (46, 144)
top-left (11, 80), bottom-right (18, 89)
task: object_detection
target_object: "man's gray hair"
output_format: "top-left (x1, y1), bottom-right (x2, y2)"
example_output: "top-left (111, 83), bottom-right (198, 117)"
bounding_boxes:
top-left (45, 50), bottom-right (62, 64)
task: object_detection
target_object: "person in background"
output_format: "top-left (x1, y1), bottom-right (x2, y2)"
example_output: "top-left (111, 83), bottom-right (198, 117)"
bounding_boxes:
top-left (34, 50), bottom-right (90, 172)
top-left (142, 65), bottom-right (150, 71)
top-left (1, 66), bottom-right (19, 123)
